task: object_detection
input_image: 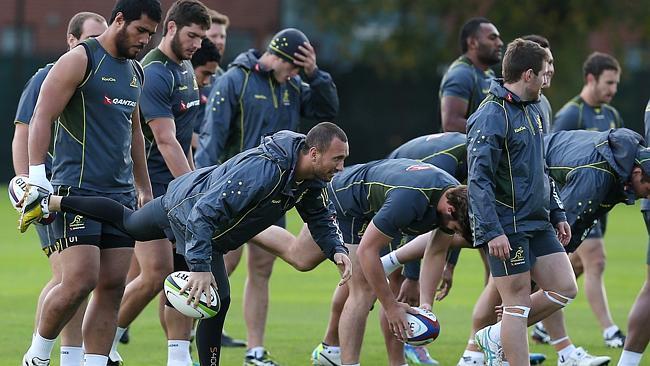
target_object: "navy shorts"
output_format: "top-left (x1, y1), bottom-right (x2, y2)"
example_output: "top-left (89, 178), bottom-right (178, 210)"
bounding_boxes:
top-left (337, 213), bottom-right (370, 244)
top-left (35, 223), bottom-right (58, 257)
top-left (585, 213), bottom-right (608, 239)
top-left (53, 185), bottom-right (137, 250)
top-left (488, 228), bottom-right (565, 277)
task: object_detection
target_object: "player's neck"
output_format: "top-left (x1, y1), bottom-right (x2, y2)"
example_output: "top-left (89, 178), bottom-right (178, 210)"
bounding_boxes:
top-left (579, 88), bottom-right (601, 107)
top-left (464, 53), bottom-right (490, 71)
top-left (159, 40), bottom-right (181, 64)
top-left (294, 153), bottom-right (313, 181)
top-left (95, 33), bottom-right (122, 59)
top-left (503, 81), bottom-right (535, 102)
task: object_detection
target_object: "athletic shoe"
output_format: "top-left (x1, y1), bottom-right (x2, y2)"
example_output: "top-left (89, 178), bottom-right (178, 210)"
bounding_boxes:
top-left (456, 355), bottom-right (483, 365)
top-left (119, 327), bottom-right (130, 344)
top-left (475, 325), bottom-right (504, 366)
top-left (244, 350), bottom-right (280, 366)
top-left (557, 347), bottom-right (611, 366)
top-left (531, 322), bottom-right (551, 344)
top-left (530, 352), bottom-right (546, 365)
top-left (222, 331), bottom-right (247, 347)
top-left (311, 343), bottom-right (341, 366)
top-left (22, 354), bottom-right (50, 366)
top-left (18, 186), bottom-right (50, 233)
top-left (108, 350), bottom-right (123, 366)
top-left (603, 330), bottom-right (625, 348)
top-left (106, 359), bottom-right (123, 366)
top-left (404, 344), bottom-right (439, 365)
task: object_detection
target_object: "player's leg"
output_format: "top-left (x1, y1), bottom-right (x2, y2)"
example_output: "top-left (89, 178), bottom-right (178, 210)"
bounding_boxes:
top-left (165, 252), bottom-right (196, 366)
top-left (195, 253), bottom-right (231, 366)
top-left (381, 270), bottom-right (407, 366)
top-left (339, 243), bottom-right (376, 365)
top-left (458, 274), bottom-right (500, 365)
top-left (221, 246), bottom-right (246, 348)
top-left (250, 223), bottom-right (329, 271)
top-left (312, 284), bottom-right (347, 365)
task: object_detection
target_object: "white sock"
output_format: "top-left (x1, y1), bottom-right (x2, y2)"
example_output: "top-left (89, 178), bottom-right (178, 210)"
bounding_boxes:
top-left (60, 346), bottom-right (84, 366)
top-left (109, 327), bottom-right (126, 361)
top-left (604, 325), bottom-right (620, 339)
top-left (341, 364), bottom-right (360, 366)
top-left (618, 350), bottom-right (643, 366)
top-left (462, 350), bottom-right (485, 360)
top-left (381, 251), bottom-right (402, 275)
top-left (323, 343), bottom-right (340, 353)
top-left (168, 340), bottom-right (192, 366)
top-left (246, 346), bottom-right (265, 359)
top-left (490, 322), bottom-right (502, 343)
top-left (84, 354), bottom-right (108, 366)
top-left (26, 332), bottom-right (55, 361)
top-left (557, 344), bottom-right (576, 361)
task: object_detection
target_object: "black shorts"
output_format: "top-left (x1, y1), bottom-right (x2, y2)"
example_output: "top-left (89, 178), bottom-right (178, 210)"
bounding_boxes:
top-left (585, 213), bottom-right (608, 239)
top-left (337, 213), bottom-right (369, 244)
top-left (54, 185), bottom-right (137, 251)
top-left (488, 228), bottom-right (565, 277)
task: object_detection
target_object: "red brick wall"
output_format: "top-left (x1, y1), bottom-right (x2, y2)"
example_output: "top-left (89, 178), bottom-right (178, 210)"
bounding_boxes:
top-left (0, 0), bottom-right (280, 55)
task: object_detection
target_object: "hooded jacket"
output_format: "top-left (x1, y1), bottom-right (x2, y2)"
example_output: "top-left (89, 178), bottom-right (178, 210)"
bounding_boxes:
top-left (467, 80), bottom-right (566, 246)
top-left (195, 49), bottom-right (339, 167)
top-left (545, 128), bottom-right (644, 251)
top-left (163, 130), bottom-right (347, 272)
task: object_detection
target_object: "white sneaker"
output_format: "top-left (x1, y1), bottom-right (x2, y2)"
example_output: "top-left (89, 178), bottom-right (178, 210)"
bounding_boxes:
top-left (456, 355), bottom-right (484, 365)
top-left (557, 347), bottom-right (611, 366)
top-left (311, 343), bottom-right (341, 366)
top-left (108, 350), bottom-right (123, 365)
top-left (475, 326), bottom-right (503, 366)
top-left (22, 354), bottom-right (50, 366)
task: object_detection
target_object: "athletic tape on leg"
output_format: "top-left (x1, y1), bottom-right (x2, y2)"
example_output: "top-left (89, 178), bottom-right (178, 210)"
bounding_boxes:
top-left (549, 336), bottom-right (569, 345)
top-left (502, 305), bottom-right (530, 318)
top-left (543, 290), bottom-right (574, 307)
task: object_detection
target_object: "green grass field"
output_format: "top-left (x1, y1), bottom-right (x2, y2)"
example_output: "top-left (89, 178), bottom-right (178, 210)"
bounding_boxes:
top-left (1, 195), bottom-right (647, 365)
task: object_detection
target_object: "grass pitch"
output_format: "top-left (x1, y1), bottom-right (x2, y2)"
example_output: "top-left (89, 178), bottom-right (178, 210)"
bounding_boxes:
top-left (0, 196), bottom-right (647, 365)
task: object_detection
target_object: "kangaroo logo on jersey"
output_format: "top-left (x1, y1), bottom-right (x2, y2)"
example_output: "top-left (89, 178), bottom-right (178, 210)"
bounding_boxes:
top-left (510, 246), bottom-right (525, 266)
top-left (69, 215), bottom-right (86, 230)
top-left (283, 89), bottom-right (290, 106)
top-left (406, 164), bottom-right (433, 172)
top-left (130, 74), bottom-right (138, 88)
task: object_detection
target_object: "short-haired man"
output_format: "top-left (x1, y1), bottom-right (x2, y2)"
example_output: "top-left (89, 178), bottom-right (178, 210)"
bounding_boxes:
top-left (205, 8), bottom-right (229, 73)
top-left (20, 1), bottom-right (162, 365)
top-left (468, 39), bottom-right (577, 366)
top-left (19, 123), bottom-right (352, 366)
top-left (552, 51), bottom-right (626, 348)
top-left (195, 27), bottom-right (339, 365)
top-left (617, 99), bottom-right (650, 366)
top-left (12, 12), bottom-right (107, 366)
top-left (105, 1), bottom-right (211, 365)
top-left (439, 17), bottom-right (503, 132)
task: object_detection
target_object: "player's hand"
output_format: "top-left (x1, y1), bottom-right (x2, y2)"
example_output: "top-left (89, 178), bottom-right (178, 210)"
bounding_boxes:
top-left (436, 263), bottom-right (455, 301)
top-left (495, 304), bottom-right (504, 321)
top-left (181, 271), bottom-right (217, 308)
top-left (334, 252), bottom-right (352, 286)
top-left (26, 164), bottom-right (53, 195)
top-left (555, 221), bottom-right (571, 246)
top-left (419, 303), bottom-right (432, 312)
top-left (293, 42), bottom-right (317, 77)
top-left (488, 234), bottom-right (511, 261)
top-left (396, 278), bottom-right (420, 306)
top-left (386, 302), bottom-right (416, 342)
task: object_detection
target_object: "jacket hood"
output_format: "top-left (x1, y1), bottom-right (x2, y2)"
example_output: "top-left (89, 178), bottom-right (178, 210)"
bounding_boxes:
top-left (488, 79), bottom-right (540, 106)
top-left (229, 49), bottom-right (262, 71)
top-left (594, 128), bottom-right (645, 182)
top-left (260, 129), bottom-right (305, 172)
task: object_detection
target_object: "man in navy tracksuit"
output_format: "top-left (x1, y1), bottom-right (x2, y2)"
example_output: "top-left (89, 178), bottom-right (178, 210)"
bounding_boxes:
top-left (19, 123), bottom-right (352, 366)
top-left (468, 39), bottom-right (576, 366)
top-left (195, 28), bottom-right (338, 364)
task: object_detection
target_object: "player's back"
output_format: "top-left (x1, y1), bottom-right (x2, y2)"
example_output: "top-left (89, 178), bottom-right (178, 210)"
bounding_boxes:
top-left (388, 132), bottom-right (467, 181)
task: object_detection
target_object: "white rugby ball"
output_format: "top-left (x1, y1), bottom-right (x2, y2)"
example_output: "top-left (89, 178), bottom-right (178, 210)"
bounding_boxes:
top-left (8, 175), bottom-right (28, 211)
top-left (164, 271), bottom-right (220, 319)
top-left (405, 307), bottom-right (440, 346)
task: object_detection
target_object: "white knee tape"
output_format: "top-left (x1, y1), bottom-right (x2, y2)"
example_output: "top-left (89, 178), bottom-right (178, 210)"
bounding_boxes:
top-left (549, 336), bottom-right (569, 345)
top-left (502, 305), bottom-right (530, 318)
top-left (544, 290), bottom-right (574, 307)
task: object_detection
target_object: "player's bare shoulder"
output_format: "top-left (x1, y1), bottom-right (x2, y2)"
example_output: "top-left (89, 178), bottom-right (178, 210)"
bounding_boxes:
top-left (46, 44), bottom-right (90, 87)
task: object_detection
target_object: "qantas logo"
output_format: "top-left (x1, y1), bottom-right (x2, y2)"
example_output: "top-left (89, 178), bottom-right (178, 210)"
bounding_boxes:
top-left (406, 164), bottom-right (433, 172)
top-left (180, 99), bottom-right (200, 111)
top-left (103, 95), bottom-right (137, 107)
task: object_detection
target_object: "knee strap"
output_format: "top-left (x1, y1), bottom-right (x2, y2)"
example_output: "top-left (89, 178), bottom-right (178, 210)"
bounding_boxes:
top-left (502, 305), bottom-right (530, 318)
top-left (549, 336), bottom-right (569, 345)
top-left (544, 290), bottom-right (574, 307)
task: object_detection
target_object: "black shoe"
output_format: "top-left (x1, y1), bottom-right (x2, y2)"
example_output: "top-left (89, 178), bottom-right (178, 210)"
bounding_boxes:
top-left (119, 328), bottom-right (130, 344)
top-left (221, 332), bottom-right (246, 347)
top-left (106, 360), bottom-right (123, 366)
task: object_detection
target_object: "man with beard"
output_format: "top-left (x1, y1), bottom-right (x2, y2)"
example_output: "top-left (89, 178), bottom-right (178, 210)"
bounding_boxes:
top-left (12, 12), bottom-right (107, 366)
top-left (195, 27), bottom-right (339, 366)
top-left (439, 17), bottom-right (503, 133)
top-left (552, 52), bottom-right (626, 349)
top-left (19, 124), bottom-right (352, 366)
top-left (19, 0), bottom-right (161, 365)
top-left (105, 1), bottom-right (211, 365)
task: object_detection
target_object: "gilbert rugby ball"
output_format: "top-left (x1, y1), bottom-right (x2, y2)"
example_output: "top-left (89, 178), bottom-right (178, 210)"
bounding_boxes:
top-left (164, 271), bottom-right (220, 319)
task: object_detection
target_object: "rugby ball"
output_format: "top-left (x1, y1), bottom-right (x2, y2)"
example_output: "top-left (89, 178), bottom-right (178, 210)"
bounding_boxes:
top-left (8, 175), bottom-right (28, 211)
top-left (164, 271), bottom-right (220, 319)
top-left (406, 307), bottom-right (440, 346)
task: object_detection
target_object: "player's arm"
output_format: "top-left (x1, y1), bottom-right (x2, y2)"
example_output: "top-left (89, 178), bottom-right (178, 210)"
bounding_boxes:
top-left (440, 66), bottom-right (474, 132)
top-left (13, 69), bottom-right (46, 176)
top-left (12, 124), bottom-right (29, 176)
top-left (419, 229), bottom-right (454, 310)
top-left (551, 104), bottom-right (580, 132)
top-left (130, 105), bottom-right (153, 206)
top-left (195, 71), bottom-right (242, 168)
top-left (149, 118), bottom-right (192, 177)
top-left (187, 146), bottom-right (195, 171)
top-left (467, 105), bottom-right (508, 255)
top-left (294, 42), bottom-right (339, 121)
top-left (549, 178), bottom-right (570, 245)
top-left (28, 47), bottom-right (87, 189)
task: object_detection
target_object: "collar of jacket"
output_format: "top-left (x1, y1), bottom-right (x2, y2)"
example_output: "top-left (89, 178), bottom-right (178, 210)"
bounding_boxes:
top-left (489, 79), bottom-right (541, 106)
